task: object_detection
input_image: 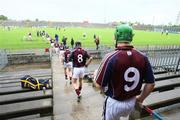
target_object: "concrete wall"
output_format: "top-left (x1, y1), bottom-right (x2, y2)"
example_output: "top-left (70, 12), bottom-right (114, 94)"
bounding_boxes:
top-left (6, 50), bottom-right (100, 65)
top-left (88, 51), bottom-right (102, 59)
top-left (7, 53), bottom-right (50, 65)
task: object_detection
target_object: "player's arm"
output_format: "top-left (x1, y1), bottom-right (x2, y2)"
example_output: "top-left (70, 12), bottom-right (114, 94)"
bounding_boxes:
top-left (85, 51), bottom-right (93, 67)
top-left (92, 68), bottom-right (102, 90)
top-left (92, 62), bottom-right (102, 90)
top-left (93, 81), bottom-right (101, 89)
top-left (136, 83), bottom-right (155, 103)
top-left (137, 56), bottom-right (155, 103)
top-left (85, 56), bottom-right (93, 67)
top-left (93, 56), bottom-right (112, 91)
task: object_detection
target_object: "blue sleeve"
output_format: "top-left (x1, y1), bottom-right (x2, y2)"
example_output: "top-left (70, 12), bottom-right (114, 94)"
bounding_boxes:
top-left (102, 59), bottom-right (113, 97)
top-left (102, 59), bottom-right (113, 87)
top-left (144, 56), bottom-right (155, 83)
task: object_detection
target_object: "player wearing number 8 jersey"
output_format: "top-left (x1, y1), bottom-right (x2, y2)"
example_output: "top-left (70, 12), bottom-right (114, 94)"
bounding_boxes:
top-left (94, 24), bottom-right (155, 120)
top-left (69, 41), bottom-right (93, 102)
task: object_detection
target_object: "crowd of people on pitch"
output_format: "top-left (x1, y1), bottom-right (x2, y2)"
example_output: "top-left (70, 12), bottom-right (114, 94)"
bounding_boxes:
top-left (24, 30), bottom-right (50, 41)
top-left (25, 28), bottom-right (100, 50)
top-left (37, 30), bottom-right (51, 41)
top-left (49, 33), bottom-right (100, 55)
top-left (49, 36), bottom-right (72, 54)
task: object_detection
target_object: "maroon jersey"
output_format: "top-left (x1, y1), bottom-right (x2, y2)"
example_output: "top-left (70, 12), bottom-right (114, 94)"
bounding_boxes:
top-left (69, 48), bottom-right (90, 67)
top-left (50, 39), bottom-right (54, 43)
top-left (54, 43), bottom-right (59, 48)
top-left (59, 45), bottom-right (64, 50)
top-left (64, 49), bottom-right (71, 63)
top-left (95, 45), bottom-right (155, 101)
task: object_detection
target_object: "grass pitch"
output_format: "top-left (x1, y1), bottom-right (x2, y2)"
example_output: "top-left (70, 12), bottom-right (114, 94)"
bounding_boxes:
top-left (0, 27), bottom-right (180, 50)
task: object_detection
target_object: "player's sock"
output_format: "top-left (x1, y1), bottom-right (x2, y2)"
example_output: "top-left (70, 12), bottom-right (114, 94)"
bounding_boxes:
top-left (77, 91), bottom-right (81, 102)
top-left (65, 75), bottom-right (68, 80)
top-left (77, 96), bottom-right (81, 102)
top-left (75, 89), bottom-right (80, 96)
top-left (69, 77), bottom-right (72, 84)
top-left (79, 86), bottom-right (82, 91)
top-left (78, 95), bottom-right (81, 99)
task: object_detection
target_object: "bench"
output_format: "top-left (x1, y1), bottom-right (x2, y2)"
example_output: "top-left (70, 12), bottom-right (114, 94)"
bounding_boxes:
top-left (30, 116), bottom-right (52, 120)
top-left (0, 76), bottom-right (53, 119)
top-left (155, 74), bottom-right (180, 81)
top-left (0, 98), bottom-right (52, 119)
top-left (0, 85), bottom-right (52, 95)
top-left (0, 82), bottom-right (19, 88)
top-left (0, 74), bottom-right (51, 81)
top-left (0, 90), bottom-right (52, 105)
top-left (144, 88), bottom-right (180, 109)
top-left (136, 75), bottom-right (180, 118)
top-left (153, 78), bottom-right (180, 92)
top-left (8, 115), bottom-right (52, 120)
top-left (0, 77), bottom-right (51, 84)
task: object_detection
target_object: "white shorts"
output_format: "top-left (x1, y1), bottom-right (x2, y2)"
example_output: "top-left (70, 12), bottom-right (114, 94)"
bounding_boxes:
top-left (103, 97), bottom-right (136, 120)
top-left (64, 62), bottom-right (72, 69)
top-left (59, 50), bottom-right (64, 57)
top-left (47, 37), bottom-right (51, 41)
top-left (51, 43), bottom-right (54, 47)
top-left (54, 47), bottom-right (59, 53)
top-left (72, 67), bottom-right (85, 79)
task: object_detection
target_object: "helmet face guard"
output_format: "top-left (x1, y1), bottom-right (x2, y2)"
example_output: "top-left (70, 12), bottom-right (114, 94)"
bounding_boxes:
top-left (75, 41), bottom-right (81, 47)
top-left (114, 24), bottom-right (134, 43)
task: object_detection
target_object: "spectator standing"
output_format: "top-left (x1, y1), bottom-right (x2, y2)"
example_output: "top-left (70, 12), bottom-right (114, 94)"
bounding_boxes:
top-left (55, 34), bottom-right (59, 42)
top-left (71, 37), bottom-right (75, 48)
top-left (95, 36), bottom-right (100, 50)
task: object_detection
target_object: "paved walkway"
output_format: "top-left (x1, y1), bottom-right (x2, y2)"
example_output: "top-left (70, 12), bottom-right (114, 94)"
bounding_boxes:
top-left (52, 54), bottom-right (107, 120)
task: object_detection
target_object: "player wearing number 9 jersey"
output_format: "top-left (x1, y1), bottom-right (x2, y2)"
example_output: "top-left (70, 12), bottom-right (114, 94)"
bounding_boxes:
top-left (94, 24), bottom-right (155, 120)
top-left (69, 41), bottom-right (93, 102)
